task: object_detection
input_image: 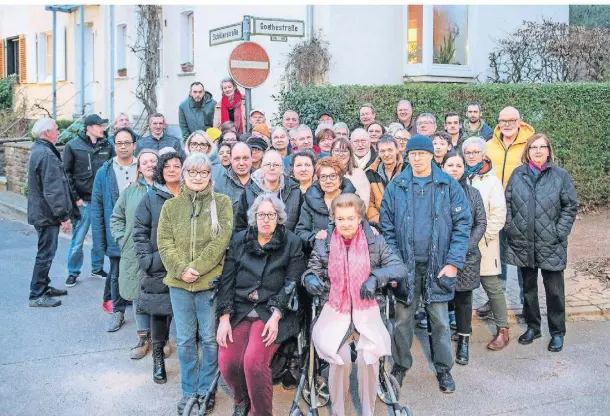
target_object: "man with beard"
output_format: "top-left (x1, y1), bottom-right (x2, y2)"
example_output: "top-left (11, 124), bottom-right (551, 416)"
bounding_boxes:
top-left (178, 82), bottom-right (217, 140)
top-left (461, 103), bottom-right (493, 142)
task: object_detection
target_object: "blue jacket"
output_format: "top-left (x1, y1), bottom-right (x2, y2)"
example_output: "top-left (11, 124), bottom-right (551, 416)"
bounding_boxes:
top-left (91, 159), bottom-right (121, 258)
top-left (379, 163), bottom-right (472, 305)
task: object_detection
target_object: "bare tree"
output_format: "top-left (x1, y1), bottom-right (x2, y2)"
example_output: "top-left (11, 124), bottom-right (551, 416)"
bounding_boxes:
top-left (281, 31), bottom-right (331, 91)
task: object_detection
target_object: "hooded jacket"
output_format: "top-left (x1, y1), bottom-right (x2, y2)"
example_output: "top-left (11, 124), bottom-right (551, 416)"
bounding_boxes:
top-left (178, 92), bottom-right (217, 140)
top-left (503, 163), bottom-right (578, 271)
top-left (216, 225), bottom-right (306, 344)
top-left (157, 185), bottom-right (233, 292)
top-left (90, 159), bottom-right (121, 258)
top-left (295, 178), bottom-right (357, 248)
top-left (365, 154), bottom-right (406, 225)
top-left (461, 119), bottom-right (493, 142)
top-left (63, 132), bottom-right (114, 202)
top-left (379, 163), bottom-right (472, 305)
top-left (233, 171), bottom-right (303, 232)
top-left (27, 139), bottom-right (79, 227)
top-left (487, 121), bottom-right (535, 188)
top-left (213, 166), bottom-right (254, 209)
top-left (133, 183), bottom-right (175, 315)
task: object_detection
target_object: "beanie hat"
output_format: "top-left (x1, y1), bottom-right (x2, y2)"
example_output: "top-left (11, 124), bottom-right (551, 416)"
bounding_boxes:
top-left (406, 134), bottom-right (434, 154)
top-left (247, 136), bottom-right (268, 152)
top-left (252, 123), bottom-right (270, 138)
top-left (206, 127), bottom-right (222, 142)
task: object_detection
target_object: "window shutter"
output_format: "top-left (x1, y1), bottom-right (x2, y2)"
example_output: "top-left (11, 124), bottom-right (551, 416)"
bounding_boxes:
top-left (56, 25), bottom-right (66, 81)
top-left (26, 33), bottom-right (37, 83)
top-left (0, 39), bottom-right (5, 79)
top-left (18, 34), bottom-right (26, 84)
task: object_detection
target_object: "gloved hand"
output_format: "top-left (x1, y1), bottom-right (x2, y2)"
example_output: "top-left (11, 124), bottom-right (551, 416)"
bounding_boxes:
top-left (303, 274), bottom-right (324, 297)
top-left (360, 275), bottom-right (378, 300)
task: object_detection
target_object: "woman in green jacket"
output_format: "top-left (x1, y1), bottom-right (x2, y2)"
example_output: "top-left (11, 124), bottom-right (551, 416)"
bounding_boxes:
top-left (157, 153), bottom-right (233, 415)
top-left (110, 149), bottom-right (158, 359)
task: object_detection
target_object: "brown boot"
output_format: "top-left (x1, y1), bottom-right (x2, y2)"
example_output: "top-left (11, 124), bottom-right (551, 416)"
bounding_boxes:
top-left (487, 327), bottom-right (510, 351)
top-left (130, 330), bottom-right (151, 359)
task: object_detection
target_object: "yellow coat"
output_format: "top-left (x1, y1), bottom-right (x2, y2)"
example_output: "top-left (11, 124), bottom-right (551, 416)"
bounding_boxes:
top-left (486, 121), bottom-right (535, 188)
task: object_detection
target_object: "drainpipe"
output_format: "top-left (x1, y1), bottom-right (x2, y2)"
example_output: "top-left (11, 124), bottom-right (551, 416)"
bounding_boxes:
top-left (52, 10), bottom-right (57, 119)
top-left (306, 5), bottom-right (313, 40)
top-left (80, 5), bottom-right (85, 116)
top-left (109, 5), bottom-right (115, 127)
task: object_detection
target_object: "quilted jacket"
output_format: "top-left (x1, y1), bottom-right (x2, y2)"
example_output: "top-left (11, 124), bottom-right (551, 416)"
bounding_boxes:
top-left (503, 163), bottom-right (578, 271)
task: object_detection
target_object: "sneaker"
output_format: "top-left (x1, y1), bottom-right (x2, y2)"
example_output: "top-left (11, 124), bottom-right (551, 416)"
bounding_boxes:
top-left (65, 275), bottom-right (78, 287)
top-left (102, 300), bottom-right (113, 314)
top-left (45, 286), bottom-right (68, 297)
top-left (449, 310), bottom-right (457, 331)
top-left (90, 269), bottom-right (108, 279)
top-left (436, 370), bottom-right (456, 394)
top-left (29, 295), bottom-right (61, 307)
top-left (106, 311), bottom-right (125, 332)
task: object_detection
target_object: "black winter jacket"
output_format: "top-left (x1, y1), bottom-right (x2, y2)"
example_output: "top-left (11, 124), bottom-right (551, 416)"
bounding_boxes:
top-left (295, 178), bottom-right (356, 248)
top-left (216, 225), bottom-right (306, 344)
top-left (133, 184), bottom-right (174, 316)
top-left (456, 179), bottom-right (487, 292)
top-left (234, 172), bottom-right (303, 232)
top-left (63, 133), bottom-right (114, 202)
top-left (27, 139), bottom-right (79, 226)
top-left (503, 163), bottom-right (578, 271)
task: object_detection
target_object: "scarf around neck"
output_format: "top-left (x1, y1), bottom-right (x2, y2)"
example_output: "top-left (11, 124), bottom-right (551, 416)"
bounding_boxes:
top-left (221, 90), bottom-right (244, 135)
top-left (465, 161), bottom-right (484, 177)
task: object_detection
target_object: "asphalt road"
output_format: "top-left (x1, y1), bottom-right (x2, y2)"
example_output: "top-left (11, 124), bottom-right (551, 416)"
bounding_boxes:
top-left (1, 216), bottom-right (609, 416)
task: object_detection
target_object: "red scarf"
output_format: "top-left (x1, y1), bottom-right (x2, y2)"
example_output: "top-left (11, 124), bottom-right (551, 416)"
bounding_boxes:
top-left (221, 90), bottom-right (244, 135)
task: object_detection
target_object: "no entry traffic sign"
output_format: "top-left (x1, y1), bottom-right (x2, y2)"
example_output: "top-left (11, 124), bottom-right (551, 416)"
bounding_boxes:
top-left (228, 41), bottom-right (270, 89)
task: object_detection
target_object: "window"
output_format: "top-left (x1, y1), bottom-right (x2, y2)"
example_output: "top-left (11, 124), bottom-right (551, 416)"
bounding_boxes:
top-left (46, 33), bottom-right (53, 74)
top-left (116, 24), bottom-right (127, 73)
top-left (407, 5), bottom-right (423, 64)
top-left (6, 37), bottom-right (19, 77)
top-left (432, 6), bottom-right (468, 65)
top-left (180, 10), bottom-right (194, 66)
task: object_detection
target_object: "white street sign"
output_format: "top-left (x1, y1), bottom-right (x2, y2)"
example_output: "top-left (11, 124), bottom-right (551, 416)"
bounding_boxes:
top-left (252, 18), bottom-right (305, 37)
top-left (209, 22), bottom-right (243, 46)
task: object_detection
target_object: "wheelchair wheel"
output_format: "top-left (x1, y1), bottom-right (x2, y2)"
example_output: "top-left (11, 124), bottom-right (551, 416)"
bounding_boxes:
top-left (302, 375), bottom-right (330, 407)
top-left (377, 372), bottom-right (401, 405)
top-left (181, 397), bottom-right (199, 416)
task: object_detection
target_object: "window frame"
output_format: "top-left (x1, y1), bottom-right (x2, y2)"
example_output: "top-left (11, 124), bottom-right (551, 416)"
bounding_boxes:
top-left (402, 5), bottom-right (477, 79)
top-left (116, 23), bottom-right (127, 76)
top-left (180, 9), bottom-right (195, 70)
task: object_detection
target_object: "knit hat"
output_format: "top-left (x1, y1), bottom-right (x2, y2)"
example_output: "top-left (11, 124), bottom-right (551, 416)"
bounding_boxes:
top-left (252, 123), bottom-right (270, 138)
top-left (206, 127), bottom-right (222, 142)
top-left (406, 134), bottom-right (434, 154)
top-left (247, 136), bottom-right (268, 152)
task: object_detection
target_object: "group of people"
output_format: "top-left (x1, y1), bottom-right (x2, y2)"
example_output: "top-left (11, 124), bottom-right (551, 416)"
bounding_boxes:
top-left (26, 77), bottom-right (579, 416)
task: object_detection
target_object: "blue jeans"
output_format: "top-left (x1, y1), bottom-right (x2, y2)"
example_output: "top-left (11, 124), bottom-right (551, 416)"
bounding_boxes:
top-left (170, 287), bottom-right (218, 397)
top-left (67, 204), bottom-right (104, 276)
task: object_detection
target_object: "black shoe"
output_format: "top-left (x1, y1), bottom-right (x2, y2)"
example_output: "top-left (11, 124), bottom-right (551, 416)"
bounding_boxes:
top-left (548, 335), bottom-right (564, 352)
top-left (65, 275), bottom-right (78, 287)
top-left (178, 396), bottom-right (198, 416)
top-left (29, 295), bottom-right (61, 307)
top-left (436, 370), bottom-right (456, 394)
top-left (45, 286), bottom-right (68, 297)
top-left (152, 342), bottom-right (167, 384)
top-left (455, 335), bottom-right (470, 365)
top-left (448, 310), bottom-right (457, 331)
top-left (232, 400), bottom-right (250, 416)
top-left (391, 364), bottom-right (407, 387)
top-left (90, 269), bottom-right (108, 279)
top-left (476, 300), bottom-right (492, 318)
top-left (518, 328), bottom-right (541, 345)
top-left (199, 391), bottom-right (216, 415)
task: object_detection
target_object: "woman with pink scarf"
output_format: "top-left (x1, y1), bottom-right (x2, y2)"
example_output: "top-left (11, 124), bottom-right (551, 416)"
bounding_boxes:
top-left (302, 193), bottom-right (407, 416)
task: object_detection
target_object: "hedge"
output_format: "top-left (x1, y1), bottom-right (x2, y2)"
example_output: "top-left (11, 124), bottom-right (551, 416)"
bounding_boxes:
top-left (275, 83), bottom-right (610, 209)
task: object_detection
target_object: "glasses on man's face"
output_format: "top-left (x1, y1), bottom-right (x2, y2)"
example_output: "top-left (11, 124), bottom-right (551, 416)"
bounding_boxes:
top-left (319, 173), bottom-right (339, 182)
top-left (499, 119), bottom-right (518, 125)
top-left (464, 151), bottom-right (481, 157)
top-left (190, 142), bottom-right (210, 150)
top-left (352, 140), bottom-right (367, 146)
top-left (114, 141), bottom-right (133, 148)
top-left (529, 145), bottom-right (549, 152)
top-left (417, 121), bottom-right (433, 126)
top-left (256, 212), bottom-right (277, 221)
top-left (263, 163), bottom-right (282, 170)
top-left (187, 169), bottom-right (210, 178)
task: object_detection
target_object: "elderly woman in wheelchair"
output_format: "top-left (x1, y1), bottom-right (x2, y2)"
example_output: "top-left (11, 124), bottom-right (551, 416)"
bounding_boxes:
top-left (301, 193), bottom-right (408, 416)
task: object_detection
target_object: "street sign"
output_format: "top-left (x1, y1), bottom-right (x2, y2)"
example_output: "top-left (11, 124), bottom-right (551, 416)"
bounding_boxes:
top-left (270, 35), bottom-right (288, 42)
top-left (252, 17), bottom-right (305, 37)
top-left (209, 22), bottom-right (243, 46)
top-left (228, 42), bottom-right (270, 89)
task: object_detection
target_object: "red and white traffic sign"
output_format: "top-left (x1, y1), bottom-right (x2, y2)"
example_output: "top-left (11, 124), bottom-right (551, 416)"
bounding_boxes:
top-left (228, 41), bottom-right (270, 89)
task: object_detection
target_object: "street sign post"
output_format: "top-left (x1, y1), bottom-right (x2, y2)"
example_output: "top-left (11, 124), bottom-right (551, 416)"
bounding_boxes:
top-left (209, 22), bottom-right (243, 46)
top-left (251, 17), bottom-right (305, 37)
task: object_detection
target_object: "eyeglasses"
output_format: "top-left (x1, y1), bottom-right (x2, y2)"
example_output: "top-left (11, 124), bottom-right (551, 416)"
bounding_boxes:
top-left (352, 140), bottom-right (368, 145)
top-left (114, 141), bottom-right (133, 148)
top-left (417, 121), bottom-right (433, 126)
top-left (529, 145), bottom-right (549, 152)
top-left (464, 151), bottom-right (481, 157)
top-left (190, 142), bottom-right (210, 150)
top-left (263, 163), bottom-right (283, 170)
top-left (498, 119), bottom-right (518, 125)
top-left (256, 212), bottom-right (277, 220)
top-left (395, 137), bottom-right (407, 143)
top-left (319, 173), bottom-right (339, 182)
top-left (331, 149), bottom-right (349, 156)
top-left (187, 170), bottom-right (210, 178)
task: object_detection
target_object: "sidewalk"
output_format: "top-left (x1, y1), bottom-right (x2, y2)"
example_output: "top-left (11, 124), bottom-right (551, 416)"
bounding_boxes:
top-left (1, 189), bottom-right (608, 320)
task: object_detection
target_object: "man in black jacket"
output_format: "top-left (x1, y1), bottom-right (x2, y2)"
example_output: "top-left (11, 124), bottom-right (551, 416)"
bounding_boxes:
top-left (63, 114), bottom-right (115, 287)
top-left (27, 119), bottom-right (79, 307)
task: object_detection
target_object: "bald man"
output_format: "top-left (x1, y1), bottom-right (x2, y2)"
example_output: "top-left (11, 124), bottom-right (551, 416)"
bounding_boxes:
top-left (213, 141), bottom-right (254, 208)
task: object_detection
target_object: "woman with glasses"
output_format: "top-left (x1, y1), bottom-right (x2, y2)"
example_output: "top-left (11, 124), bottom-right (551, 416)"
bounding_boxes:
top-left (366, 121), bottom-right (386, 151)
top-left (504, 133), bottom-right (578, 353)
top-left (296, 156), bottom-right (357, 249)
top-left (185, 130), bottom-right (221, 177)
top-left (392, 127), bottom-right (411, 157)
top-left (234, 150), bottom-right (302, 233)
top-left (219, 129), bottom-right (238, 146)
top-left (157, 153), bottom-right (234, 414)
top-left (216, 194), bottom-right (306, 416)
top-left (461, 137), bottom-right (510, 351)
top-left (290, 148), bottom-right (317, 194)
top-left (330, 138), bottom-right (370, 209)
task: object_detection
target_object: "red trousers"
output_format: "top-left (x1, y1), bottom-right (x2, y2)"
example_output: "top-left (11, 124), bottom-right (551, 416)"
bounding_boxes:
top-left (218, 318), bottom-right (280, 416)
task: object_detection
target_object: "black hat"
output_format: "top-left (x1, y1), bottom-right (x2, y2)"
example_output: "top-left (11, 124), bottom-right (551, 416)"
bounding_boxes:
top-left (84, 114), bottom-right (109, 127)
top-left (247, 136), bottom-right (268, 152)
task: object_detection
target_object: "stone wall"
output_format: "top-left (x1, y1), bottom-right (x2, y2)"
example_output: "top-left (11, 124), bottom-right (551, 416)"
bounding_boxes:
top-left (0, 138), bottom-right (31, 177)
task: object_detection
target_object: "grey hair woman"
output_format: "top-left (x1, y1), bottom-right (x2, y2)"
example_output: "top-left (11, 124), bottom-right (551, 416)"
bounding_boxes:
top-left (247, 192), bottom-right (288, 227)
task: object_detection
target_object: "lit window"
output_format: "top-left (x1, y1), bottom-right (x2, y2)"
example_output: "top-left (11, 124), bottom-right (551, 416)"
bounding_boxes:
top-left (432, 5), bottom-right (468, 65)
top-left (407, 5), bottom-right (423, 64)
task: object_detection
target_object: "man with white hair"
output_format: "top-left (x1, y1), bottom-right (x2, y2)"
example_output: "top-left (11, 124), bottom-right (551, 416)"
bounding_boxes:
top-left (416, 113), bottom-right (437, 137)
top-left (396, 100), bottom-right (417, 135)
top-left (27, 118), bottom-right (78, 307)
top-left (350, 128), bottom-right (377, 170)
top-left (108, 113), bottom-right (140, 147)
